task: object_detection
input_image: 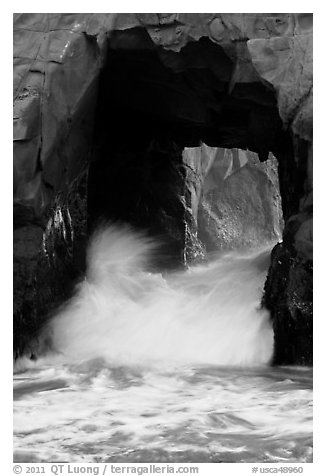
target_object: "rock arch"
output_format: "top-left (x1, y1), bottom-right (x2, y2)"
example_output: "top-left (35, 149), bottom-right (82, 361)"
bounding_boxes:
top-left (13, 13), bottom-right (313, 364)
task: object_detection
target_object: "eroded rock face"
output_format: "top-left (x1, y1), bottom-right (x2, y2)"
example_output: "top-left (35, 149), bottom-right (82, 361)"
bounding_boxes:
top-left (13, 173), bottom-right (88, 357)
top-left (248, 31), bottom-right (313, 142)
top-left (199, 153), bottom-right (283, 251)
top-left (263, 243), bottom-right (312, 365)
top-left (263, 143), bottom-right (312, 364)
top-left (182, 145), bottom-right (283, 257)
top-left (13, 13), bottom-right (313, 362)
top-left (14, 13), bottom-right (312, 221)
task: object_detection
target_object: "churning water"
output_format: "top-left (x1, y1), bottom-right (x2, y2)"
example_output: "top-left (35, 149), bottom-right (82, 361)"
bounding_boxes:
top-left (13, 225), bottom-right (313, 463)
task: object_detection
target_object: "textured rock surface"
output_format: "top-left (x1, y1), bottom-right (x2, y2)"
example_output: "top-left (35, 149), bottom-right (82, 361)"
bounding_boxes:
top-left (202, 156), bottom-right (283, 250)
top-left (248, 24), bottom-right (313, 142)
top-left (263, 151), bottom-right (312, 365)
top-left (13, 12), bottom-right (312, 221)
top-left (13, 13), bottom-right (313, 362)
top-left (13, 173), bottom-right (88, 357)
top-left (263, 243), bottom-right (312, 365)
top-left (182, 145), bottom-right (283, 258)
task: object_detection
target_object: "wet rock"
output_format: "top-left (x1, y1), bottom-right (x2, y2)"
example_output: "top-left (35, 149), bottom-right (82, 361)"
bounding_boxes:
top-left (13, 173), bottom-right (88, 357)
top-left (263, 242), bottom-right (312, 365)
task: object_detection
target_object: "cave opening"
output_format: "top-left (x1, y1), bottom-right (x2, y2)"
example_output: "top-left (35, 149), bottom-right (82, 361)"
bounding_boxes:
top-left (12, 15), bottom-right (313, 370)
top-left (86, 31), bottom-right (300, 268)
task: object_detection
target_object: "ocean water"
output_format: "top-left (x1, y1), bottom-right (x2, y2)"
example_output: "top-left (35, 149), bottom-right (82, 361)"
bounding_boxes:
top-left (13, 225), bottom-right (313, 463)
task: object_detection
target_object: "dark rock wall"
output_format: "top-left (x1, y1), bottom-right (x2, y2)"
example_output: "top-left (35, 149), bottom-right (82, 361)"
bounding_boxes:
top-left (13, 172), bottom-right (88, 357)
top-left (263, 243), bottom-right (312, 365)
top-left (263, 139), bottom-right (312, 365)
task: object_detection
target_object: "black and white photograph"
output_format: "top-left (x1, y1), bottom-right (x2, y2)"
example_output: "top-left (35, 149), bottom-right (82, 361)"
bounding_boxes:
top-left (12, 7), bottom-right (314, 470)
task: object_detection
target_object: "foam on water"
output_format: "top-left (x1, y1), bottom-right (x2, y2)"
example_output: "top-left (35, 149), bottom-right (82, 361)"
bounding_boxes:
top-left (13, 363), bottom-right (313, 463)
top-left (13, 224), bottom-right (312, 463)
top-left (35, 224), bottom-right (274, 368)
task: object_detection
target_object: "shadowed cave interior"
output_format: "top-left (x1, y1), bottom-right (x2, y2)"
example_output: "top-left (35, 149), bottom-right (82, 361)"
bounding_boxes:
top-left (88, 35), bottom-right (295, 256)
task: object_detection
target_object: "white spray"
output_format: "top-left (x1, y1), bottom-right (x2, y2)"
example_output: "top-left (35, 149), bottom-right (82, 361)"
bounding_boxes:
top-left (40, 223), bottom-right (274, 368)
